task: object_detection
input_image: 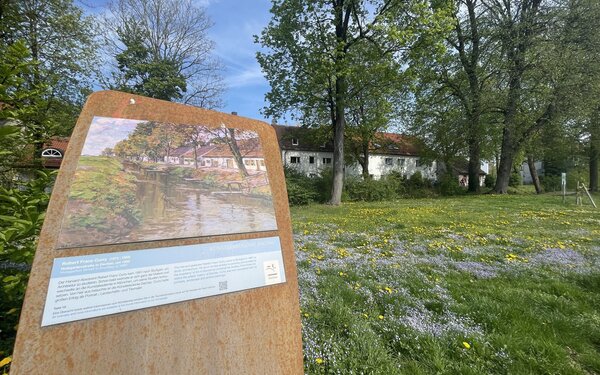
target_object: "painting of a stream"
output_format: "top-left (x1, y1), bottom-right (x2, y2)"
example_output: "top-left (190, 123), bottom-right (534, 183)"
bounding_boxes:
top-left (56, 116), bottom-right (277, 248)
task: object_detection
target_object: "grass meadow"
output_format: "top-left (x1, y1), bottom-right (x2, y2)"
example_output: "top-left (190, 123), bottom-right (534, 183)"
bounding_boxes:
top-left (292, 194), bottom-right (600, 374)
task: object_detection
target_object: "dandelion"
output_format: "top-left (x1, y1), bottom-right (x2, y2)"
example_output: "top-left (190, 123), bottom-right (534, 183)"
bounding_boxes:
top-left (462, 342), bottom-right (471, 349)
top-left (378, 315), bottom-right (384, 320)
top-left (316, 358), bottom-right (324, 365)
top-left (0, 357), bottom-right (11, 367)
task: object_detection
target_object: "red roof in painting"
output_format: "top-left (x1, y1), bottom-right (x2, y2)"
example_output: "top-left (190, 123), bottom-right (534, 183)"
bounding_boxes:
top-left (175, 139), bottom-right (263, 159)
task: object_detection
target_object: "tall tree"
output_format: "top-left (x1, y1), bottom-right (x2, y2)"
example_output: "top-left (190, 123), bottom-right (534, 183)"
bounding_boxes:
top-left (103, 0), bottom-right (224, 108)
top-left (443, 0), bottom-right (493, 192)
top-left (257, 0), bottom-right (450, 204)
top-left (345, 41), bottom-right (404, 178)
top-left (1, 0), bottom-right (97, 142)
top-left (113, 22), bottom-right (187, 100)
top-left (485, 0), bottom-right (564, 193)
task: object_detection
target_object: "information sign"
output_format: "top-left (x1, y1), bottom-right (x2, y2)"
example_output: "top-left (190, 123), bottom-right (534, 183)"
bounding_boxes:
top-left (11, 91), bottom-right (303, 374)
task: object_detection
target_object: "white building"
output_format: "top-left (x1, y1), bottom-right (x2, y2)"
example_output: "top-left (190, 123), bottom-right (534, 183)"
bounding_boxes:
top-left (521, 161), bottom-right (543, 184)
top-left (272, 124), bottom-right (437, 180)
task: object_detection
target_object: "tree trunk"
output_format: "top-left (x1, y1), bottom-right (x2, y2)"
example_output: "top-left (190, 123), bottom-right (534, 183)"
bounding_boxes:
top-left (361, 142), bottom-right (369, 179)
top-left (494, 128), bottom-right (517, 193)
top-left (193, 144), bottom-right (198, 169)
top-left (527, 154), bottom-right (542, 194)
top-left (329, 76), bottom-right (346, 205)
top-left (328, 2), bottom-right (349, 206)
top-left (226, 128), bottom-right (249, 177)
top-left (467, 133), bottom-right (480, 192)
top-left (590, 130), bottom-right (599, 192)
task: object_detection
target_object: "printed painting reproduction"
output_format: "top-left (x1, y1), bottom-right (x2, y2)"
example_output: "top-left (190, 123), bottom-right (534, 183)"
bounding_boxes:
top-left (56, 116), bottom-right (278, 248)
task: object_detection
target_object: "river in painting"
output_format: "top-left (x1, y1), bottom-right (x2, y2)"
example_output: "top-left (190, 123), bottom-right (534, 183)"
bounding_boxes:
top-left (121, 167), bottom-right (277, 243)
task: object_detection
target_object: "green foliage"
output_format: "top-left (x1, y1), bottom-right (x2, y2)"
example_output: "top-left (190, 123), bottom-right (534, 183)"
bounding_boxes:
top-left (2, 0), bottom-right (98, 136)
top-left (284, 167), bottom-right (319, 206)
top-left (114, 22), bottom-right (187, 100)
top-left (344, 174), bottom-right (404, 202)
top-left (437, 173), bottom-right (465, 196)
top-left (257, 0), bottom-right (452, 203)
top-left (0, 40), bottom-right (50, 184)
top-left (67, 156), bottom-right (140, 230)
top-left (509, 169), bottom-right (522, 187)
top-left (540, 175), bottom-right (561, 192)
top-left (0, 170), bottom-right (55, 356)
top-left (104, 0), bottom-right (224, 108)
top-left (312, 167), bottom-right (335, 203)
top-left (407, 170), bottom-right (425, 189)
top-left (484, 174), bottom-right (495, 189)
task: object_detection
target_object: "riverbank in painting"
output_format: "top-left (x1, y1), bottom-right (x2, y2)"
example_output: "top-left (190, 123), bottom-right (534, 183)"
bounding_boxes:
top-left (56, 116), bottom-right (277, 248)
top-left (58, 155), bottom-right (277, 248)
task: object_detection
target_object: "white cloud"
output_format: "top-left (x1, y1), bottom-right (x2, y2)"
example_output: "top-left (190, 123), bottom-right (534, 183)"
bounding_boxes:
top-left (225, 64), bottom-right (267, 88)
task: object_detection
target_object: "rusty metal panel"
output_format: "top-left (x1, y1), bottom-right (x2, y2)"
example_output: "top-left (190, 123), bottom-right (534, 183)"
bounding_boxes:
top-left (11, 91), bottom-right (304, 374)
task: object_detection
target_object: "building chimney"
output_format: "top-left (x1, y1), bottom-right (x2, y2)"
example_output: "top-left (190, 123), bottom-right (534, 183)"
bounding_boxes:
top-left (231, 111), bottom-right (238, 116)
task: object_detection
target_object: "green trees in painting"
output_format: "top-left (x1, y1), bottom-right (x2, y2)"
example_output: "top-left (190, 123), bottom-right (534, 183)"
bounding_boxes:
top-left (109, 122), bottom-right (257, 175)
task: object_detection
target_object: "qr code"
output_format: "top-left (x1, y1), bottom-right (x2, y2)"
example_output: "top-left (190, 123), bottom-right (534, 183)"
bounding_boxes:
top-left (219, 281), bottom-right (228, 291)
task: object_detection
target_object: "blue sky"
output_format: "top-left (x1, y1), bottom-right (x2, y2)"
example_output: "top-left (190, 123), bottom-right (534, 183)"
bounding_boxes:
top-left (81, 0), bottom-right (281, 124)
top-left (205, 0), bottom-right (275, 122)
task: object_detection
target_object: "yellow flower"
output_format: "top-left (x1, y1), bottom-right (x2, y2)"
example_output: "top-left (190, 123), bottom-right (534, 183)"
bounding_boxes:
top-left (378, 315), bottom-right (384, 320)
top-left (0, 357), bottom-right (11, 367)
top-left (362, 313), bottom-right (369, 319)
top-left (303, 313), bottom-right (310, 318)
top-left (316, 358), bottom-right (324, 365)
top-left (462, 342), bottom-right (471, 349)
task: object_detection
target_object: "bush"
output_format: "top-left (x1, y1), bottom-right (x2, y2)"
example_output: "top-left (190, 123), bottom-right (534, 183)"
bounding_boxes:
top-left (540, 174), bottom-right (561, 192)
top-left (0, 170), bottom-right (55, 356)
top-left (284, 166), bottom-right (318, 205)
top-left (437, 173), bottom-right (464, 196)
top-left (344, 174), bottom-right (403, 202)
top-left (484, 174), bottom-right (496, 188)
top-left (312, 167), bottom-right (334, 203)
top-left (407, 171), bottom-right (424, 189)
top-left (509, 169), bottom-right (522, 187)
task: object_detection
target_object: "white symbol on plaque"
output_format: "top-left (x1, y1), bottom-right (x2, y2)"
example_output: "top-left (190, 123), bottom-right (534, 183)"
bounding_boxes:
top-left (263, 260), bottom-right (281, 285)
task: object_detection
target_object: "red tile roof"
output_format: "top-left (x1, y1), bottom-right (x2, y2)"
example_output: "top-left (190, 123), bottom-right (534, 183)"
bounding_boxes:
top-left (40, 137), bottom-right (69, 168)
top-left (272, 124), bottom-right (421, 156)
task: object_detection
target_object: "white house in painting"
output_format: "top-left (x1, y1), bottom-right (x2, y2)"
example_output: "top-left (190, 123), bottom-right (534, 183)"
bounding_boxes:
top-left (165, 141), bottom-right (266, 171)
top-left (272, 124), bottom-right (437, 180)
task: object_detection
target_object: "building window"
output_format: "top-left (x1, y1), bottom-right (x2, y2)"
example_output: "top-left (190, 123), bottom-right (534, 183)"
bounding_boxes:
top-left (322, 157), bottom-right (332, 164)
top-left (415, 158), bottom-right (421, 167)
top-left (309, 156), bottom-right (315, 164)
top-left (385, 158), bottom-right (393, 166)
top-left (320, 142), bottom-right (326, 148)
top-left (41, 148), bottom-right (62, 158)
top-left (291, 138), bottom-right (299, 146)
top-left (398, 158), bottom-right (405, 167)
top-left (290, 156), bottom-right (301, 164)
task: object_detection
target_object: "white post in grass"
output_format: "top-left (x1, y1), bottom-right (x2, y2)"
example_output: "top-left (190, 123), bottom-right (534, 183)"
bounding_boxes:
top-left (561, 172), bottom-right (566, 204)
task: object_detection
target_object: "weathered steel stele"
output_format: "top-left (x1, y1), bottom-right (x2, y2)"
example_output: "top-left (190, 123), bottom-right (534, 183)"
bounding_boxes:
top-left (11, 91), bottom-right (304, 374)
